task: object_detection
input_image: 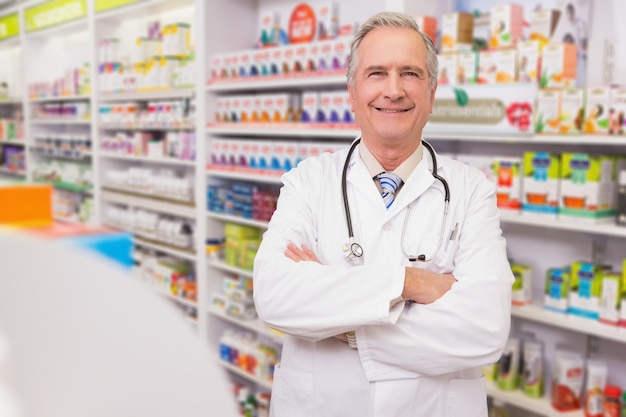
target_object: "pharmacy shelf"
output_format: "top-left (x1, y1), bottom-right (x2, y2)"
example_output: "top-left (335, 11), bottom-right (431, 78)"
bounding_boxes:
top-left (94, 0), bottom-right (194, 22)
top-left (99, 125), bottom-right (194, 131)
top-left (0, 97), bottom-right (22, 104)
top-left (0, 36), bottom-right (19, 48)
top-left (24, 17), bottom-right (89, 40)
top-left (99, 153), bottom-right (196, 167)
top-left (155, 287), bottom-right (198, 310)
top-left (486, 382), bottom-right (583, 417)
top-left (33, 180), bottom-right (91, 194)
top-left (101, 188), bottom-right (196, 218)
top-left (206, 73), bottom-right (347, 92)
top-left (30, 148), bottom-right (92, 160)
top-left (209, 306), bottom-right (284, 344)
top-left (206, 212), bottom-right (269, 229)
top-left (206, 259), bottom-right (253, 279)
top-left (424, 131), bottom-right (626, 146)
top-left (0, 140), bottom-right (24, 146)
top-left (511, 304), bottom-right (626, 344)
top-left (99, 88), bottom-right (195, 103)
top-left (29, 95), bottom-right (90, 103)
top-left (219, 360), bottom-right (273, 390)
top-left (499, 210), bottom-right (626, 238)
top-left (206, 123), bottom-right (359, 138)
top-left (133, 236), bottom-right (197, 262)
top-left (102, 184), bottom-right (193, 204)
top-left (0, 167), bottom-right (25, 177)
top-left (29, 119), bottom-right (91, 126)
top-left (206, 168), bottom-right (283, 184)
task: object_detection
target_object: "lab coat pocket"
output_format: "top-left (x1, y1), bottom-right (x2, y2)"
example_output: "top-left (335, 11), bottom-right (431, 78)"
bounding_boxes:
top-left (445, 376), bottom-right (488, 417)
top-left (270, 363), bottom-right (314, 417)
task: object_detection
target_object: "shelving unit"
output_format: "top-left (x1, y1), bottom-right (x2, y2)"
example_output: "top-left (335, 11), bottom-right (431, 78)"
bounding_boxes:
top-left (1, 0), bottom-right (625, 416)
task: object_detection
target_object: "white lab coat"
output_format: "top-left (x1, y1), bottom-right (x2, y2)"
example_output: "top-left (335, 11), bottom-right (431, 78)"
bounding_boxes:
top-left (253, 140), bottom-right (514, 417)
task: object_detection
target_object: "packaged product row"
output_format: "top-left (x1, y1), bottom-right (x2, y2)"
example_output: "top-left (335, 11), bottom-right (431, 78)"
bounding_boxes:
top-left (510, 258), bottom-right (626, 327)
top-left (214, 90), bottom-right (354, 125)
top-left (456, 152), bottom-right (626, 223)
top-left (100, 130), bottom-right (196, 162)
top-left (210, 273), bottom-right (255, 322)
top-left (219, 328), bottom-right (280, 384)
top-left (31, 158), bottom-right (92, 190)
top-left (99, 99), bottom-right (195, 129)
top-left (32, 101), bottom-right (90, 121)
top-left (104, 205), bottom-right (194, 251)
top-left (32, 134), bottom-right (91, 158)
top-left (207, 181), bottom-right (278, 223)
top-left (99, 56), bottom-right (195, 94)
top-left (132, 248), bottom-right (198, 304)
top-left (28, 63), bottom-right (91, 100)
top-left (208, 138), bottom-right (345, 174)
top-left (0, 119), bottom-right (23, 141)
top-left (52, 190), bottom-right (93, 224)
top-left (536, 86), bottom-right (626, 135)
top-left (103, 166), bottom-right (194, 203)
top-left (487, 334), bottom-right (625, 415)
top-left (206, 223), bottom-right (263, 273)
top-left (230, 383), bottom-right (270, 417)
top-left (98, 22), bottom-right (192, 65)
top-left (209, 37), bottom-right (350, 82)
top-left (0, 145), bottom-right (24, 172)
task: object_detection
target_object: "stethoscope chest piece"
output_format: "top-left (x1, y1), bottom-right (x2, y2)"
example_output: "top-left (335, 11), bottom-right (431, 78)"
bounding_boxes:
top-left (343, 238), bottom-right (363, 266)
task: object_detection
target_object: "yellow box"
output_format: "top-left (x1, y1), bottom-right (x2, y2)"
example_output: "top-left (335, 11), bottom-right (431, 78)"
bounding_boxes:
top-left (583, 86), bottom-right (611, 134)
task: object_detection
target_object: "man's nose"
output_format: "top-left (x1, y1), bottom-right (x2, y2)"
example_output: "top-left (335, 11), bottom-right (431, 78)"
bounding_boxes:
top-left (384, 75), bottom-right (405, 100)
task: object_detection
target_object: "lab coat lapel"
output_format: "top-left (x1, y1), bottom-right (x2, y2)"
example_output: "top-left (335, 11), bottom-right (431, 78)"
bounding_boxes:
top-left (389, 157), bottom-right (436, 215)
top-left (345, 155), bottom-right (387, 208)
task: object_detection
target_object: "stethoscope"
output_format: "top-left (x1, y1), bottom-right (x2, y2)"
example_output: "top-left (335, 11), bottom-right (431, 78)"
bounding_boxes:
top-left (341, 138), bottom-right (450, 266)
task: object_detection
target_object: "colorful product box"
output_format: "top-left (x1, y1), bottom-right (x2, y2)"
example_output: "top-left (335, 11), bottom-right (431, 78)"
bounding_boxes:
top-left (292, 43), bottom-right (309, 73)
top-left (568, 261), bottom-right (604, 320)
top-left (534, 88), bottom-right (561, 134)
top-left (528, 8), bottom-right (560, 47)
top-left (517, 40), bottom-right (541, 84)
top-left (545, 267), bottom-right (570, 313)
top-left (522, 151), bottom-right (561, 216)
top-left (440, 12), bottom-right (474, 53)
top-left (301, 91), bottom-right (320, 123)
top-left (598, 270), bottom-right (622, 325)
top-left (478, 49), bottom-right (517, 84)
top-left (437, 54), bottom-right (457, 86)
top-left (608, 87), bottom-right (626, 135)
top-left (560, 88), bottom-right (585, 134)
top-left (494, 157), bottom-right (522, 210)
top-left (583, 86), bottom-right (611, 134)
top-left (490, 3), bottom-right (524, 49)
top-left (316, 2), bottom-right (339, 41)
top-left (457, 51), bottom-right (478, 84)
top-left (559, 153), bottom-right (617, 220)
top-left (414, 15), bottom-right (437, 44)
top-left (251, 49), bottom-right (271, 77)
top-left (511, 263), bottom-right (532, 305)
top-left (541, 42), bottom-right (577, 88)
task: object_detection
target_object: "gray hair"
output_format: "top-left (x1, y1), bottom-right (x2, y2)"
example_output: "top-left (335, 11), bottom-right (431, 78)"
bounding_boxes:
top-left (346, 11), bottom-right (438, 91)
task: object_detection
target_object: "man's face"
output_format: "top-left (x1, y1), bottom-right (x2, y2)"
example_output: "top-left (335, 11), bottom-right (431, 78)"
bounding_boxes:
top-left (348, 26), bottom-right (436, 146)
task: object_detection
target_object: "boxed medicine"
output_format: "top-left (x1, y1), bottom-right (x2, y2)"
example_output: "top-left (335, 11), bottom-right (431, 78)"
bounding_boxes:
top-left (522, 151), bottom-right (561, 216)
top-left (440, 12), bottom-right (474, 53)
top-left (490, 3), bottom-right (524, 49)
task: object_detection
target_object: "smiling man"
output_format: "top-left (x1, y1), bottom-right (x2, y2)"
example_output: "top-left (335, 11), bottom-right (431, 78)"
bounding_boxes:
top-left (253, 11), bottom-right (514, 417)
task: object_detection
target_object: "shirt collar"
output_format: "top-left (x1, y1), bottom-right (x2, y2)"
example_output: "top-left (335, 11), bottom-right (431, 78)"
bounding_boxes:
top-left (359, 140), bottom-right (424, 182)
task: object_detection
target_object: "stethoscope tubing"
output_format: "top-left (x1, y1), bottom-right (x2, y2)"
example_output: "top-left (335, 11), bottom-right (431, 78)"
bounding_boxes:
top-left (341, 137), bottom-right (450, 263)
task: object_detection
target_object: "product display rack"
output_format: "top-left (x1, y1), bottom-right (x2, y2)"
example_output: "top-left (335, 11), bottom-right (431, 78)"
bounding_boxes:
top-left (2, 0), bottom-right (625, 416)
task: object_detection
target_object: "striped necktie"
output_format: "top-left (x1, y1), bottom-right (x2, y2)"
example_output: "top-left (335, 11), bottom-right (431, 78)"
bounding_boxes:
top-left (376, 172), bottom-right (402, 209)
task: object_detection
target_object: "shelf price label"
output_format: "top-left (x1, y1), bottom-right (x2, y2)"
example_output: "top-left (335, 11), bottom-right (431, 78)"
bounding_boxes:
top-left (0, 13), bottom-right (19, 40)
top-left (95, 0), bottom-right (139, 13)
top-left (25, 0), bottom-right (86, 32)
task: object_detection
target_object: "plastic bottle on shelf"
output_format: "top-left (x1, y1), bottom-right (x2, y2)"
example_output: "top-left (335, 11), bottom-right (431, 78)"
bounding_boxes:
top-left (603, 385), bottom-right (621, 417)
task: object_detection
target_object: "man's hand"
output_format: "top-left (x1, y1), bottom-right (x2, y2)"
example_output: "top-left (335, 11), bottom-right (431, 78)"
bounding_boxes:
top-left (403, 268), bottom-right (457, 304)
top-left (285, 242), bottom-right (320, 263)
